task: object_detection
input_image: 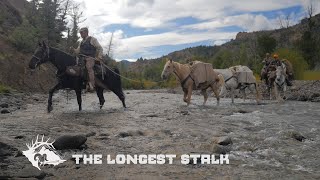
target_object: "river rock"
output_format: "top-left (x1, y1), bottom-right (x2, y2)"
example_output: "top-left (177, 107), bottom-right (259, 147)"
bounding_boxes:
top-left (118, 130), bottom-right (144, 138)
top-left (0, 142), bottom-right (17, 157)
top-left (211, 144), bottom-right (231, 154)
top-left (53, 134), bottom-right (87, 150)
top-left (197, 143), bottom-right (231, 154)
top-left (85, 132), bottom-right (96, 137)
top-left (289, 131), bottom-right (306, 142)
top-left (15, 167), bottom-right (47, 179)
top-left (0, 103), bottom-right (9, 108)
top-left (211, 136), bottom-right (233, 146)
top-left (1, 109), bottom-right (10, 114)
top-left (180, 110), bottom-right (189, 115)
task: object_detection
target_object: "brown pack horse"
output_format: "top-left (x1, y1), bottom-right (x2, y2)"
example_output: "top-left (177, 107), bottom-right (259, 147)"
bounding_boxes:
top-left (161, 59), bottom-right (224, 106)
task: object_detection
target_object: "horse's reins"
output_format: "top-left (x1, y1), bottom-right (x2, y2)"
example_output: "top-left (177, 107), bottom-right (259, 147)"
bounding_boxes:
top-left (78, 54), bottom-right (164, 84)
top-left (32, 47), bottom-right (50, 70)
top-left (276, 81), bottom-right (285, 88)
top-left (33, 47), bottom-right (164, 84)
top-left (32, 55), bottom-right (43, 70)
top-left (275, 70), bottom-right (286, 88)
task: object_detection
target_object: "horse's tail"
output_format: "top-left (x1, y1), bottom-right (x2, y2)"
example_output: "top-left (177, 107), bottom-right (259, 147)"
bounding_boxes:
top-left (113, 68), bottom-right (121, 82)
top-left (217, 74), bottom-right (226, 96)
top-left (111, 67), bottom-right (123, 89)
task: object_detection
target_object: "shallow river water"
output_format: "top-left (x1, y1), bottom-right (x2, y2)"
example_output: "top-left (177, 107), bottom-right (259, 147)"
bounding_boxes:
top-left (0, 90), bottom-right (319, 179)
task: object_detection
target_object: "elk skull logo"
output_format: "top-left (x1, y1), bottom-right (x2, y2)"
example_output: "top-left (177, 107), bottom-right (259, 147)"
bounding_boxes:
top-left (23, 135), bottom-right (66, 170)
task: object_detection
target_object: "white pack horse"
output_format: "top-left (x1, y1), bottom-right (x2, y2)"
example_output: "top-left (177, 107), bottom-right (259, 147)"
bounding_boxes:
top-left (214, 66), bottom-right (262, 104)
top-left (273, 65), bottom-right (287, 102)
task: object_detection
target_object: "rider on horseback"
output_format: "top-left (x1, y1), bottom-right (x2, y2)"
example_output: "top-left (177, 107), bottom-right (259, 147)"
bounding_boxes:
top-left (71, 27), bottom-right (104, 92)
top-left (260, 53), bottom-right (272, 82)
top-left (269, 54), bottom-right (282, 66)
top-left (262, 53), bottom-right (293, 87)
top-left (270, 54), bottom-right (293, 86)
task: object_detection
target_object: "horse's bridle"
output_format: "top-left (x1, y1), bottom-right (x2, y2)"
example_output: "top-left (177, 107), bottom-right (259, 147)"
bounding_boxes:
top-left (171, 62), bottom-right (193, 88)
top-left (275, 66), bottom-right (286, 88)
top-left (32, 47), bottom-right (50, 68)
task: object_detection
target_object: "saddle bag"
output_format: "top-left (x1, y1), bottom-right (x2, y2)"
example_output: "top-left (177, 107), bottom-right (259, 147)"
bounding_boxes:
top-left (66, 66), bottom-right (85, 77)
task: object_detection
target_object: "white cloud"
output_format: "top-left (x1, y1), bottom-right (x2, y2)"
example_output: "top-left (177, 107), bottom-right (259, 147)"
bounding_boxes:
top-left (71, 0), bottom-right (312, 59)
top-left (112, 31), bottom-right (236, 59)
top-left (183, 14), bottom-right (279, 32)
top-left (75, 0), bottom-right (303, 29)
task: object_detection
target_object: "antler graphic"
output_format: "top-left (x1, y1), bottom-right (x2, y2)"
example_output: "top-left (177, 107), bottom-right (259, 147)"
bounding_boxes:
top-left (26, 134), bottom-right (55, 150)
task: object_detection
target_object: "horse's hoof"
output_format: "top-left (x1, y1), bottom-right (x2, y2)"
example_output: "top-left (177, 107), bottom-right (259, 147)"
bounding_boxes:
top-left (47, 106), bottom-right (53, 113)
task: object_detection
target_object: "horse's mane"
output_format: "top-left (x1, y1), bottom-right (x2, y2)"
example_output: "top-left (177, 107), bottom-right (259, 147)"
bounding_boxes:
top-left (49, 47), bottom-right (77, 67)
top-left (51, 47), bottom-right (74, 57)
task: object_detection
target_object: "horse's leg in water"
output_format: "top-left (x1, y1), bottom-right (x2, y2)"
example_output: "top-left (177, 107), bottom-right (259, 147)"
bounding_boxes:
top-left (268, 81), bottom-right (272, 100)
top-left (254, 83), bottom-right (262, 104)
top-left (270, 86), bottom-right (275, 100)
top-left (111, 89), bottom-right (126, 108)
top-left (241, 88), bottom-right (246, 102)
top-left (201, 89), bottom-right (208, 106)
top-left (186, 84), bottom-right (193, 106)
top-left (210, 84), bottom-right (220, 106)
top-left (248, 83), bottom-right (262, 104)
top-left (183, 89), bottom-right (188, 103)
top-left (47, 83), bottom-right (61, 113)
top-left (283, 84), bottom-right (287, 100)
top-left (231, 87), bottom-right (235, 104)
top-left (96, 87), bottom-right (105, 109)
top-left (75, 89), bottom-right (82, 111)
top-left (274, 83), bottom-right (282, 102)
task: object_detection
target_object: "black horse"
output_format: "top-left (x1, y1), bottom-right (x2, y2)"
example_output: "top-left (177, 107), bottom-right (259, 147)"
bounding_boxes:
top-left (29, 41), bottom-right (126, 112)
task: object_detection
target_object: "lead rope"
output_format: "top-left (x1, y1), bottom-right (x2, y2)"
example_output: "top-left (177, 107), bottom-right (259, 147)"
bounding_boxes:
top-left (78, 53), bottom-right (166, 84)
top-left (101, 63), bottom-right (104, 80)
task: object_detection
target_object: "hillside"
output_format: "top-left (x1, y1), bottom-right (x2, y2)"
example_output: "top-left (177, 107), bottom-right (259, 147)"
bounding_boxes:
top-left (168, 13), bottom-right (320, 65)
top-left (122, 13), bottom-right (320, 86)
top-left (1, 0), bottom-right (319, 91)
top-left (0, 0), bottom-right (62, 92)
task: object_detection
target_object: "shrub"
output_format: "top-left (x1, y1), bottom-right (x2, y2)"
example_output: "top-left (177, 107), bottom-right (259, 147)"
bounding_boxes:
top-left (275, 48), bottom-right (308, 80)
top-left (9, 20), bottom-right (38, 52)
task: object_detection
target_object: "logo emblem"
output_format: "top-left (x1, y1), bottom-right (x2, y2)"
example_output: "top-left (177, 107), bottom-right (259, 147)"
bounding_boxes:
top-left (23, 135), bottom-right (66, 170)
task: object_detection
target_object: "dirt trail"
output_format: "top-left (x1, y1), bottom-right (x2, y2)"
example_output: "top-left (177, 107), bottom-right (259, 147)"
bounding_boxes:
top-left (0, 90), bottom-right (320, 179)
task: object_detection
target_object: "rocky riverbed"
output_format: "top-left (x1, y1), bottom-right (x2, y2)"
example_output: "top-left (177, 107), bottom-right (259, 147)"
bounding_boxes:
top-left (0, 85), bottom-right (320, 179)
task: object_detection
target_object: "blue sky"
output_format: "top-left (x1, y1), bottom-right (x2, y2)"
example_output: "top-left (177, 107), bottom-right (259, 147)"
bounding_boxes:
top-left (74, 0), bottom-right (319, 61)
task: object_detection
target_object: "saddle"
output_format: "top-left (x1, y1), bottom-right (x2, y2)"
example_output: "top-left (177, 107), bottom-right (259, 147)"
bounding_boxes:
top-left (65, 57), bottom-right (106, 79)
top-left (229, 65), bottom-right (256, 84)
top-left (189, 61), bottom-right (219, 89)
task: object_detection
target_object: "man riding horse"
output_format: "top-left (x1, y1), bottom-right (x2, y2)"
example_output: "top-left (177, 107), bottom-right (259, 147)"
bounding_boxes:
top-left (260, 53), bottom-right (273, 83)
top-left (261, 53), bottom-right (293, 87)
top-left (71, 27), bottom-right (104, 92)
